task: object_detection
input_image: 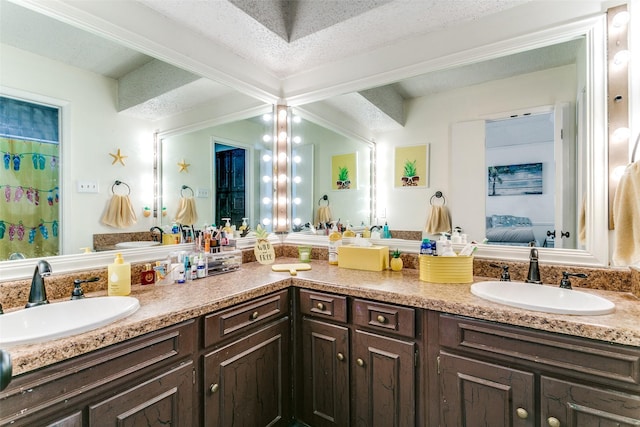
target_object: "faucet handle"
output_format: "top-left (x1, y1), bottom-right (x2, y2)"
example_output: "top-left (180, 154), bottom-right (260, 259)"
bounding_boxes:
top-left (559, 271), bottom-right (588, 290)
top-left (489, 263), bottom-right (511, 281)
top-left (71, 277), bottom-right (99, 300)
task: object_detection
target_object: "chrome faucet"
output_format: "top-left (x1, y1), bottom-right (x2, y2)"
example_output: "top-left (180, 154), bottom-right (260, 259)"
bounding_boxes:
top-left (25, 260), bottom-right (52, 308)
top-left (525, 247), bottom-right (542, 284)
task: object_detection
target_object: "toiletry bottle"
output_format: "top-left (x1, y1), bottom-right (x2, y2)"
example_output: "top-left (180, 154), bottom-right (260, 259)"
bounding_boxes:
top-left (383, 222), bottom-right (390, 238)
top-left (141, 263), bottom-right (155, 285)
top-left (108, 253), bottom-right (131, 296)
top-left (328, 223), bottom-right (342, 265)
top-left (197, 255), bottom-right (206, 278)
top-left (420, 239), bottom-right (430, 255)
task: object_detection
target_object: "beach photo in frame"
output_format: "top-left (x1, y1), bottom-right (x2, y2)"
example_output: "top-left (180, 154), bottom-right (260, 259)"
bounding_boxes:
top-left (488, 162), bottom-right (543, 196)
top-left (331, 152), bottom-right (357, 190)
top-left (394, 144), bottom-right (429, 188)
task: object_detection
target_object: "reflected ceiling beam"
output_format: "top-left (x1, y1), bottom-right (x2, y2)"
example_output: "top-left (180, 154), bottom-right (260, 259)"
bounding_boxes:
top-left (358, 85), bottom-right (405, 126)
top-left (118, 59), bottom-right (200, 112)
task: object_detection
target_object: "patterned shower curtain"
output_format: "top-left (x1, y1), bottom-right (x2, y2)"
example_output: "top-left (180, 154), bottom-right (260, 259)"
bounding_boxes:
top-left (0, 97), bottom-right (60, 260)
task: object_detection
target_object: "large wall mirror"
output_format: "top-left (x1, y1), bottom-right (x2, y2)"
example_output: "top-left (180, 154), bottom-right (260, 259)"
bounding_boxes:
top-left (294, 14), bottom-right (608, 266)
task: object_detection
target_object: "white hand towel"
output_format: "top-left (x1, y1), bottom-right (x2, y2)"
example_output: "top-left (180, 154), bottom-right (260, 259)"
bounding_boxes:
top-left (612, 162), bottom-right (640, 266)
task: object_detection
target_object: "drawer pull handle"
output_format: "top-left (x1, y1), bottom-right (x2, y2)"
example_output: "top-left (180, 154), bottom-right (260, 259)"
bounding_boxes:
top-left (210, 383), bottom-right (219, 393)
top-left (376, 315), bottom-right (387, 324)
top-left (337, 352), bottom-right (345, 361)
top-left (316, 302), bottom-right (325, 311)
top-left (356, 358), bottom-right (365, 367)
top-left (251, 311), bottom-right (259, 320)
top-left (547, 417), bottom-right (560, 427)
top-left (516, 408), bottom-right (528, 419)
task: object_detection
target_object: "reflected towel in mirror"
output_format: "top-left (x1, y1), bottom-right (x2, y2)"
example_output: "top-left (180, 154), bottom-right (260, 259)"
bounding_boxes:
top-left (425, 205), bottom-right (451, 235)
top-left (612, 161), bottom-right (640, 266)
top-left (101, 194), bottom-right (137, 228)
top-left (175, 196), bottom-right (198, 225)
top-left (316, 205), bottom-right (332, 224)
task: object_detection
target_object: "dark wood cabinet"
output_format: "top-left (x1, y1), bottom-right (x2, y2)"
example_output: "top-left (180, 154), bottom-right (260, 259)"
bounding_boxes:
top-left (300, 317), bottom-right (350, 427)
top-left (541, 376), bottom-right (640, 426)
top-left (436, 314), bottom-right (640, 427)
top-left (297, 290), bottom-right (419, 427)
top-left (438, 352), bottom-right (535, 427)
top-left (352, 329), bottom-right (416, 427)
top-left (203, 317), bottom-right (291, 427)
top-left (88, 361), bottom-right (194, 425)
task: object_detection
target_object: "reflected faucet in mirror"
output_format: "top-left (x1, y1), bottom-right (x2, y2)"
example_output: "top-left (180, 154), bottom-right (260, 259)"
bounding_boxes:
top-left (26, 260), bottom-right (52, 308)
top-left (150, 227), bottom-right (164, 243)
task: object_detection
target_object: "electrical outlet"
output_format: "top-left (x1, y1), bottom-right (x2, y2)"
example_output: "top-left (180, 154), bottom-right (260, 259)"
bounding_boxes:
top-left (77, 180), bottom-right (99, 193)
top-left (196, 188), bottom-right (210, 198)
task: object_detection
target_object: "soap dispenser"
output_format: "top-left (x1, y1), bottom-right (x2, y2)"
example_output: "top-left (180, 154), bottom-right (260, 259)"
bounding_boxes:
top-left (108, 253), bottom-right (131, 296)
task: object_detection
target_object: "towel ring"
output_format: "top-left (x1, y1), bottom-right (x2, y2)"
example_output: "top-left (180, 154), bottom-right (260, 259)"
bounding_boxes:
top-left (112, 180), bottom-right (130, 195)
top-left (430, 191), bottom-right (446, 205)
top-left (318, 194), bottom-right (330, 206)
top-left (180, 185), bottom-right (194, 197)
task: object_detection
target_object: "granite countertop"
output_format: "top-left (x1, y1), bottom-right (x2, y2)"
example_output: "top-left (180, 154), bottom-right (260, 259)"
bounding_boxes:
top-left (6, 259), bottom-right (640, 376)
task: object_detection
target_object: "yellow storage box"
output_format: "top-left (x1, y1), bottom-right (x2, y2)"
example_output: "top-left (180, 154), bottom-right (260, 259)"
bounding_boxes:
top-left (419, 255), bottom-right (473, 283)
top-left (338, 245), bottom-right (389, 271)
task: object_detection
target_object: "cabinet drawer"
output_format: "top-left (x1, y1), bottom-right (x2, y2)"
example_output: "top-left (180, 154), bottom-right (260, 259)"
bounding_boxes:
top-left (204, 289), bottom-right (289, 347)
top-left (439, 314), bottom-right (640, 389)
top-left (353, 299), bottom-right (415, 338)
top-left (299, 289), bottom-right (347, 323)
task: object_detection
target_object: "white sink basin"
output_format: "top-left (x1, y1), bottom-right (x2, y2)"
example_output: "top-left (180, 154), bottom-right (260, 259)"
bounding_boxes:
top-left (470, 281), bottom-right (615, 315)
top-left (115, 241), bottom-right (160, 248)
top-left (0, 296), bottom-right (139, 347)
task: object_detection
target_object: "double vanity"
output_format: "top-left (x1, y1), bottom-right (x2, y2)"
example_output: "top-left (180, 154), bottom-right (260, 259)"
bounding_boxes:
top-left (0, 258), bottom-right (639, 426)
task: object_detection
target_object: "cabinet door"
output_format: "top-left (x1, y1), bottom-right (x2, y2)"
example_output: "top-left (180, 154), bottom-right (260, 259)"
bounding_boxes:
top-left (541, 376), bottom-right (640, 426)
top-left (88, 362), bottom-right (194, 426)
top-left (204, 317), bottom-right (291, 427)
top-left (300, 318), bottom-right (350, 427)
top-left (352, 329), bottom-right (415, 427)
top-left (439, 352), bottom-right (535, 427)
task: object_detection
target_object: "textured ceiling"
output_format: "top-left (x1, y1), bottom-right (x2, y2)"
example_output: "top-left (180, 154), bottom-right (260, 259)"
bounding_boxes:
top-left (1, 0), bottom-right (583, 129)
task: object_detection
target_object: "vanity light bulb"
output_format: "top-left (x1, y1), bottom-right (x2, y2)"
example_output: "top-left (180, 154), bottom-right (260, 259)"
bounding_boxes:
top-left (278, 152), bottom-right (287, 161)
top-left (612, 10), bottom-right (630, 27)
top-left (278, 131), bottom-right (287, 142)
top-left (278, 218), bottom-right (288, 227)
top-left (262, 175), bottom-right (271, 183)
top-left (613, 50), bottom-right (631, 65)
top-left (278, 108), bottom-right (288, 120)
top-left (262, 114), bottom-right (272, 122)
top-left (293, 176), bottom-right (302, 184)
top-left (293, 197), bottom-right (301, 205)
top-left (262, 134), bottom-right (272, 143)
top-left (293, 218), bottom-right (302, 225)
top-left (278, 196), bottom-right (287, 205)
top-left (293, 136), bottom-right (302, 144)
top-left (293, 115), bottom-right (301, 123)
top-left (612, 127), bottom-right (630, 142)
top-left (262, 154), bottom-right (272, 162)
top-left (293, 155), bottom-right (301, 163)
top-left (262, 218), bottom-right (271, 226)
top-left (279, 174), bottom-right (287, 182)
top-left (262, 197), bottom-right (271, 205)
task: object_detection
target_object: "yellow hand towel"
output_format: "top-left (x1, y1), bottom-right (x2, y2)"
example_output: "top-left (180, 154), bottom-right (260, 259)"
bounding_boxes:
top-left (612, 162), bottom-right (640, 266)
top-left (578, 195), bottom-right (587, 245)
top-left (316, 205), bottom-right (332, 224)
top-left (175, 196), bottom-right (198, 225)
top-left (101, 194), bottom-right (137, 228)
top-left (425, 205), bottom-right (451, 235)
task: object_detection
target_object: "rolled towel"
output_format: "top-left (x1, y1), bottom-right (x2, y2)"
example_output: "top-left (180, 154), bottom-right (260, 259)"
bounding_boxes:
top-left (101, 194), bottom-right (137, 228)
top-left (425, 205), bottom-right (451, 235)
top-left (175, 196), bottom-right (198, 225)
top-left (612, 162), bottom-right (640, 266)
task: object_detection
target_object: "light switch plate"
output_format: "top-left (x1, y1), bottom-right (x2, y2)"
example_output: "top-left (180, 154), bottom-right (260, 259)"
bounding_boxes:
top-left (196, 188), bottom-right (210, 198)
top-left (77, 180), bottom-right (99, 193)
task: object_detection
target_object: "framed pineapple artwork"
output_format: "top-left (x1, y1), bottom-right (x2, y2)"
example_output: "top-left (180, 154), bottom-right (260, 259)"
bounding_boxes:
top-left (394, 144), bottom-right (429, 188)
top-left (331, 152), bottom-right (357, 190)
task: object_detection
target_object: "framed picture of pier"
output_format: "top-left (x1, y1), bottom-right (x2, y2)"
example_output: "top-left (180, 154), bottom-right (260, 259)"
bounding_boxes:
top-left (488, 162), bottom-right (543, 196)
